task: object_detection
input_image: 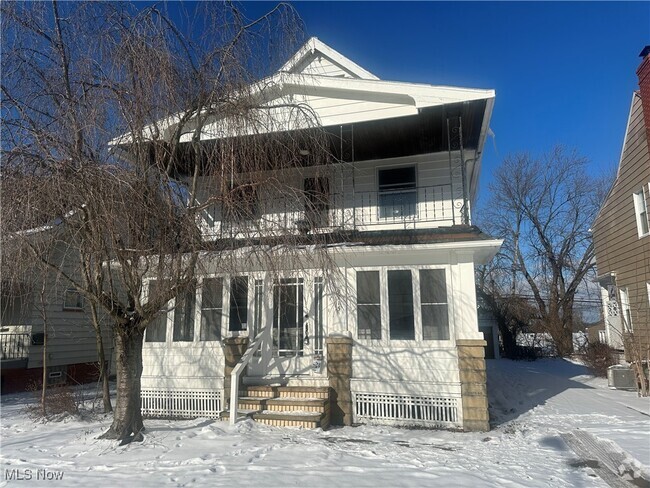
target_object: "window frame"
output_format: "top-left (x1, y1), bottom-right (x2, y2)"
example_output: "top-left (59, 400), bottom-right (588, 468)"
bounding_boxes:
top-left (376, 165), bottom-right (418, 220)
top-left (619, 286), bottom-right (633, 332)
top-left (224, 184), bottom-right (260, 224)
top-left (62, 289), bottom-right (83, 311)
top-left (354, 265), bottom-right (454, 345)
top-left (229, 276), bottom-right (249, 332)
top-left (199, 277), bottom-right (224, 342)
top-left (144, 279), bottom-right (171, 345)
top-left (633, 185), bottom-right (649, 238)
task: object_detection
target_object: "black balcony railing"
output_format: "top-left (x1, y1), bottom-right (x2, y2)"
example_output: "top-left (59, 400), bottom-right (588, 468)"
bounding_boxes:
top-left (0, 333), bottom-right (31, 361)
top-left (202, 184), bottom-right (460, 238)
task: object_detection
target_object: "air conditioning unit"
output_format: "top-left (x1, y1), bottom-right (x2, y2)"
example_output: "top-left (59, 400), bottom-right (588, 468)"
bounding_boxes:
top-left (607, 365), bottom-right (636, 390)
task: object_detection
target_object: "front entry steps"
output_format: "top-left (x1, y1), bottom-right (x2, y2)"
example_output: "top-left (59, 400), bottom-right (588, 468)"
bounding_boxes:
top-left (221, 385), bottom-right (330, 429)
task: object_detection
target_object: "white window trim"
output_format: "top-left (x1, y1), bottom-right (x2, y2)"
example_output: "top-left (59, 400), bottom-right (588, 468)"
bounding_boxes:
top-left (354, 265), bottom-right (455, 346)
top-left (376, 164), bottom-right (419, 222)
top-left (619, 286), bottom-right (633, 332)
top-left (633, 184), bottom-right (650, 238)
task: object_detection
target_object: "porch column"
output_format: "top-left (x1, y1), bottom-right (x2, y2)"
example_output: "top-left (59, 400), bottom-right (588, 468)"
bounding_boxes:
top-left (326, 335), bottom-right (353, 426)
top-left (457, 339), bottom-right (489, 431)
top-left (223, 336), bottom-right (249, 408)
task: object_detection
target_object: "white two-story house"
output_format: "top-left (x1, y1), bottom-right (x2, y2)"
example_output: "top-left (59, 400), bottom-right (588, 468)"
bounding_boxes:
top-left (139, 38), bottom-right (501, 431)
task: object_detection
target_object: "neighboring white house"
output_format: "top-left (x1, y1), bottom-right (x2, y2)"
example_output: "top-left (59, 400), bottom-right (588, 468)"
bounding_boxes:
top-left (139, 38), bottom-right (501, 431)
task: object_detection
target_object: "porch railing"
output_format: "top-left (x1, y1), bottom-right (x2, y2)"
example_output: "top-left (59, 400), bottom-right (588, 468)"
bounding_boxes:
top-left (229, 324), bottom-right (272, 426)
top-left (0, 333), bottom-right (31, 361)
top-left (202, 183), bottom-right (459, 238)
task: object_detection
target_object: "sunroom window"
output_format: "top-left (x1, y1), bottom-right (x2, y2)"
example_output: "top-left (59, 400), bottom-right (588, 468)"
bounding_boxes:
top-left (229, 276), bottom-right (248, 331)
top-left (388, 270), bottom-right (415, 340)
top-left (419, 269), bottom-right (449, 340)
top-left (200, 278), bottom-right (223, 341)
top-left (145, 280), bottom-right (167, 343)
top-left (173, 287), bottom-right (195, 342)
top-left (378, 166), bottom-right (416, 219)
top-left (357, 271), bottom-right (381, 340)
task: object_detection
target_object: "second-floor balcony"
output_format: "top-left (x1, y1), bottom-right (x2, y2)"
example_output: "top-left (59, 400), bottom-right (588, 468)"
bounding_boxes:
top-left (200, 183), bottom-right (465, 240)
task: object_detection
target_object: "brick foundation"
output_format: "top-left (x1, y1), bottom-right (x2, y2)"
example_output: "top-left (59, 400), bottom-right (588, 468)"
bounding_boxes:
top-left (457, 339), bottom-right (490, 431)
top-left (326, 335), bottom-right (353, 426)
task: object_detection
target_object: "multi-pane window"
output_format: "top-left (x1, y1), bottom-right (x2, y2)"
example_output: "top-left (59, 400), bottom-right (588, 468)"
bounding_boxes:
top-left (63, 289), bottom-right (83, 311)
top-left (173, 287), bottom-right (195, 342)
top-left (419, 269), bottom-right (449, 340)
top-left (619, 287), bottom-right (633, 332)
top-left (378, 166), bottom-right (416, 219)
top-left (633, 188), bottom-right (649, 237)
top-left (146, 280), bottom-right (167, 342)
top-left (229, 277), bottom-right (248, 331)
top-left (388, 270), bottom-right (415, 340)
top-left (200, 278), bottom-right (223, 341)
top-left (357, 271), bottom-right (381, 340)
top-left (356, 268), bottom-right (451, 342)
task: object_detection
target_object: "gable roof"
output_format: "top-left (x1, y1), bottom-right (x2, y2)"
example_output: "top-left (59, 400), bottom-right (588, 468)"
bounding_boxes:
top-left (280, 37), bottom-right (379, 80)
top-left (112, 37), bottom-right (494, 150)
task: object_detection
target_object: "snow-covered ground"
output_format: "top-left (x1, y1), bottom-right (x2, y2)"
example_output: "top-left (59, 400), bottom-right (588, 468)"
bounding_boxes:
top-left (1, 359), bottom-right (648, 487)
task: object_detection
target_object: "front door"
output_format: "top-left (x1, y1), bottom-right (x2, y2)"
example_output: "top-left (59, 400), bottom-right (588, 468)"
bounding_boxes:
top-left (248, 276), bottom-right (324, 378)
top-left (274, 278), bottom-right (304, 356)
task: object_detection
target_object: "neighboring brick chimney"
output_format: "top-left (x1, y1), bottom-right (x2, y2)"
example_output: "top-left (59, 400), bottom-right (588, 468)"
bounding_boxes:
top-left (636, 46), bottom-right (650, 144)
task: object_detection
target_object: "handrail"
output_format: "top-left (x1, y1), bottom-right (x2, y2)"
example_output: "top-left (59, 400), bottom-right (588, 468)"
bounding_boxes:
top-left (229, 324), bottom-right (272, 425)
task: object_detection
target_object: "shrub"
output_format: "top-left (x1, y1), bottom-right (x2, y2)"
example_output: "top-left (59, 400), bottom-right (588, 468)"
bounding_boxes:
top-left (582, 341), bottom-right (617, 377)
top-left (25, 381), bottom-right (81, 419)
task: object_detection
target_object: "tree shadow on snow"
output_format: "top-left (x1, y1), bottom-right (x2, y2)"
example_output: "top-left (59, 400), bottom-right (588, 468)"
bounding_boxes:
top-left (486, 359), bottom-right (595, 427)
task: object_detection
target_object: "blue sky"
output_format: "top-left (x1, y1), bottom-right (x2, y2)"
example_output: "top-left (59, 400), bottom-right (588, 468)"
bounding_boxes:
top-left (240, 1), bottom-right (649, 205)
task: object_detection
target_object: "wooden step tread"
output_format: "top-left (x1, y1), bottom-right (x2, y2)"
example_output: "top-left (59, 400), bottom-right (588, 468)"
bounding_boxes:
top-left (266, 397), bottom-right (327, 406)
top-left (253, 411), bottom-right (324, 422)
top-left (244, 385), bottom-right (330, 393)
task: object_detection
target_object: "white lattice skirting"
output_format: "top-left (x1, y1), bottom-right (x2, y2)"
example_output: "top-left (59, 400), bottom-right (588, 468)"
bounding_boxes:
top-left (354, 392), bottom-right (460, 427)
top-left (141, 389), bottom-right (222, 419)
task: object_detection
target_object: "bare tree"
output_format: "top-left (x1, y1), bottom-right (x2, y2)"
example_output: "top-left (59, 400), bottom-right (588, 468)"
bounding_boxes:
top-left (2, 1), bottom-right (337, 442)
top-left (478, 147), bottom-right (607, 357)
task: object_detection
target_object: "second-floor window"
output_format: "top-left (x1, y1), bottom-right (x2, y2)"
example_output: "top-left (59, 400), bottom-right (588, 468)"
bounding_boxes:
top-left (633, 187), bottom-right (649, 237)
top-left (304, 177), bottom-right (330, 227)
top-left (378, 166), bottom-right (416, 219)
top-left (225, 185), bottom-right (259, 222)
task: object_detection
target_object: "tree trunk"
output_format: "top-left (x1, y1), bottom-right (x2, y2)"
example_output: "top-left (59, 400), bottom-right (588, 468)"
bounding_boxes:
top-left (97, 331), bottom-right (113, 413)
top-left (99, 323), bottom-right (144, 443)
top-left (89, 302), bottom-right (113, 413)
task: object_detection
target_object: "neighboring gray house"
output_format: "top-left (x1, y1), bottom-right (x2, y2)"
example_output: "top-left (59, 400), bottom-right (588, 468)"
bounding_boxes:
top-left (1, 240), bottom-right (114, 394)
